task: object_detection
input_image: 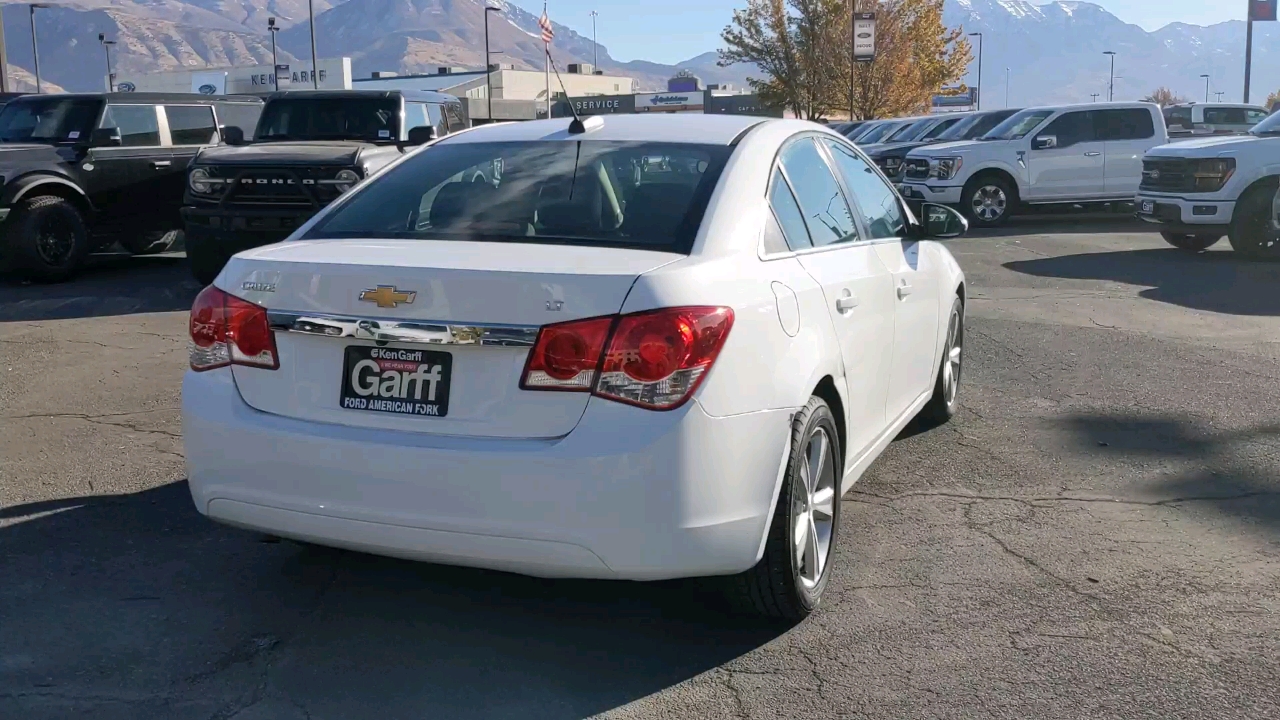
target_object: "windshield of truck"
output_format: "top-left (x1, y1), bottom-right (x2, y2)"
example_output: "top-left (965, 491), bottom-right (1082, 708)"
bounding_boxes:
top-left (0, 98), bottom-right (101, 144)
top-left (857, 121), bottom-right (904, 144)
top-left (1250, 111), bottom-right (1280, 136)
top-left (255, 98), bottom-right (399, 143)
top-left (939, 110), bottom-right (1015, 141)
top-left (981, 109), bottom-right (1054, 140)
top-left (305, 140), bottom-right (732, 254)
top-left (887, 119), bottom-right (932, 142)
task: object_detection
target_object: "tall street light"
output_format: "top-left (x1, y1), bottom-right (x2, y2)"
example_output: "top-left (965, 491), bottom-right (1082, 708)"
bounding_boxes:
top-left (1200, 74), bottom-right (1211, 103)
top-left (0, 11), bottom-right (11, 93)
top-left (968, 32), bottom-right (982, 111)
top-left (307, 0), bottom-right (319, 88)
top-left (1102, 51), bottom-right (1116, 102)
top-left (1005, 66), bottom-right (1010, 108)
top-left (484, 5), bottom-right (500, 123)
top-left (589, 10), bottom-right (599, 70)
top-left (98, 33), bottom-right (116, 92)
top-left (29, 3), bottom-right (49, 94)
top-left (267, 17), bottom-right (279, 91)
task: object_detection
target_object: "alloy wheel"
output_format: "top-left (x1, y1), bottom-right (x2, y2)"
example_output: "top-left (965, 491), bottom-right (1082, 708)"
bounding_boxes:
top-left (941, 309), bottom-right (963, 407)
top-left (971, 185), bottom-right (1007, 222)
top-left (34, 215), bottom-right (77, 266)
top-left (793, 427), bottom-right (837, 589)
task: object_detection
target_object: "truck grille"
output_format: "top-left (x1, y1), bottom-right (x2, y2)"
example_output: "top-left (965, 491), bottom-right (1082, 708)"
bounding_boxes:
top-left (904, 159), bottom-right (930, 180)
top-left (1140, 158), bottom-right (1194, 193)
top-left (209, 166), bottom-right (346, 207)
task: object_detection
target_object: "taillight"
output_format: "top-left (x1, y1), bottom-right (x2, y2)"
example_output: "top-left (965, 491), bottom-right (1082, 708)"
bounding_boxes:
top-left (519, 306), bottom-right (734, 411)
top-left (189, 286), bottom-right (279, 372)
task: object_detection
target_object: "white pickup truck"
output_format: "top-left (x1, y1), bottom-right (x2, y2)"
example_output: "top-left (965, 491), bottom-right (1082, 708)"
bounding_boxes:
top-left (1135, 109), bottom-right (1280, 258)
top-left (900, 102), bottom-right (1167, 227)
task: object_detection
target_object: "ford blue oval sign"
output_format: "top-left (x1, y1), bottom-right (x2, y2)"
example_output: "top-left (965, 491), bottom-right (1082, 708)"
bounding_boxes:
top-left (198, 84), bottom-right (218, 95)
top-left (118, 81), bottom-right (136, 92)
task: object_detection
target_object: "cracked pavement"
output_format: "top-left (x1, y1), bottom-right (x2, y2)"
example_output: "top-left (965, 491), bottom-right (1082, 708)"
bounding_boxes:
top-left (2, 225), bottom-right (1278, 719)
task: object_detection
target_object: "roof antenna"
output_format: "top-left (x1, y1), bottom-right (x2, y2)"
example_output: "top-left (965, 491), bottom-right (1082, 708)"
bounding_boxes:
top-left (547, 45), bottom-right (602, 134)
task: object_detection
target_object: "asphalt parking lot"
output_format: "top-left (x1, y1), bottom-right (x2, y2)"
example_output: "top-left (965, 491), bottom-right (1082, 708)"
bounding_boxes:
top-left (2, 221), bottom-right (1278, 720)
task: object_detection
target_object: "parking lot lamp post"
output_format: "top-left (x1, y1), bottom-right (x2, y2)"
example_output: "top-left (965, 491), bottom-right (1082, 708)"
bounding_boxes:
top-left (307, 0), bottom-right (319, 88)
top-left (268, 17), bottom-right (279, 91)
top-left (98, 34), bottom-right (116, 92)
top-left (1200, 74), bottom-right (1210, 103)
top-left (1005, 66), bottom-right (1010, 108)
top-left (968, 32), bottom-right (982, 111)
top-left (485, 5), bottom-right (500, 123)
top-left (1103, 51), bottom-right (1115, 102)
top-left (29, 3), bottom-right (49, 94)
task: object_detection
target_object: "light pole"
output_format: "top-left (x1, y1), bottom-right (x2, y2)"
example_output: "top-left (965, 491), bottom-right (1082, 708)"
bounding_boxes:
top-left (1103, 51), bottom-right (1116, 102)
top-left (1005, 66), bottom-right (1010, 108)
top-left (484, 5), bottom-right (500, 123)
top-left (1090, 93), bottom-right (1100, 103)
top-left (968, 32), bottom-right (982, 111)
top-left (28, 4), bottom-right (49, 94)
top-left (0, 12), bottom-right (11, 93)
top-left (307, 0), bottom-right (319, 88)
top-left (589, 10), bottom-right (599, 70)
top-left (267, 17), bottom-right (279, 91)
top-left (98, 33), bottom-right (116, 92)
top-left (1200, 74), bottom-right (1210, 103)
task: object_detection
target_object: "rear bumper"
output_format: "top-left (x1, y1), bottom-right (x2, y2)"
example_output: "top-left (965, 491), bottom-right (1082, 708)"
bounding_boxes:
top-left (1134, 193), bottom-right (1234, 234)
top-left (182, 369), bottom-right (794, 580)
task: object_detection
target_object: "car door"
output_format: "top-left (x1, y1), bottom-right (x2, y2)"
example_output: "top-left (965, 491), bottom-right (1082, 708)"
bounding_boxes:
top-left (84, 103), bottom-right (169, 229)
top-left (819, 137), bottom-right (941, 423)
top-left (1026, 110), bottom-right (1105, 201)
top-left (161, 104), bottom-right (220, 228)
top-left (1096, 107), bottom-right (1157, 196)
top-left (776, 136), bottom-right (897, 460)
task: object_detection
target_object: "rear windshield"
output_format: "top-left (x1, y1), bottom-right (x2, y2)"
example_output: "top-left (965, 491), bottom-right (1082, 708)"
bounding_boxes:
top-left (304, 140), bottom-right (733, 253)
top-left (255, 98), bottom-right (399, 143)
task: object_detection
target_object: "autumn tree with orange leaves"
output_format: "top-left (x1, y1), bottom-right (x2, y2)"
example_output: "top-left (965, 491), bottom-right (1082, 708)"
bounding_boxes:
top-left (719, 0), bottom-right (971, 120)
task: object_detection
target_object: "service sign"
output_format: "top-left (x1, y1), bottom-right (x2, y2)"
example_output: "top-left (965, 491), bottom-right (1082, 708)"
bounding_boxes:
top-left (854, 13), bottom-right (877, 63)
top-left (1250, 0), bottom-right (1277, 22)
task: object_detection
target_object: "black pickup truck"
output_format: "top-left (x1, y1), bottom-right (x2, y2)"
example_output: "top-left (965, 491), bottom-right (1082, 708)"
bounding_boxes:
top-left (181, 89), bottom-right (466, 284)
top-left (0, 92), bottom-right (262, 281)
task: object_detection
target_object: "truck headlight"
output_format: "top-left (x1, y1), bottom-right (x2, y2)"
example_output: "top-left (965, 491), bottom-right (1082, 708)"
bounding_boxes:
top-left (334, 169), bottom-right (361, 193)
top-left (1192, 158), bottom-right (1235, 192)
top-left (189, 167), bottom-right (213, 194)
top-left (932, 157), bottom-right (963, 180)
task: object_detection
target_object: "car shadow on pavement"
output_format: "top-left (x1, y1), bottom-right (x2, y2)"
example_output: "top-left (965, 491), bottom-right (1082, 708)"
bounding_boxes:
top-left (0, 252), bottom-right (200, 322)
top-left (967, 213), bottom-right (1147, 238)
top-left (1055, 413), bottom-right (1280, 537)
top-left (1003, 248), bottom-right (1280, 316)
top-left (0, 482), bottom-right (783, 719)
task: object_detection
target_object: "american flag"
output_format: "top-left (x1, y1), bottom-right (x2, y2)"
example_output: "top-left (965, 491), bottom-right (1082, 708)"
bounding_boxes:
top-left (538, 8), bottom-right (554, 44)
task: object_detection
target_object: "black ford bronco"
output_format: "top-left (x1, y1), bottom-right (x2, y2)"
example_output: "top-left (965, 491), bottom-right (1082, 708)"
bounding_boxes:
top-left (0, 92), bottom-right (263, 282)
top-left (181, 89), bottom-right (466, 284)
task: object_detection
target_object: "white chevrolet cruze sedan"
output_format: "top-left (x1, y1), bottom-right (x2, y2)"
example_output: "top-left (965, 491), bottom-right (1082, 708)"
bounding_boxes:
top-left (183, 114), bottom-right (969, 620)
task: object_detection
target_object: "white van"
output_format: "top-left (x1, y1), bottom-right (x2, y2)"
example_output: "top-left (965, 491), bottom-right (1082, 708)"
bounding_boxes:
top-left (899, 102), bottom-right (1167, 227)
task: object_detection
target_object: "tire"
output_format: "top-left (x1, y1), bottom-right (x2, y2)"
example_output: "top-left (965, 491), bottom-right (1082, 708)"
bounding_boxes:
top-left (917, 296), bottom-right (964, 428)
top-left (961, 175), bottom-right (1016, 228)
top-left (727, 396), bottom-right (842, 622)
top-left (1159, 231), bottom-right (1221, 253)
top-left (120, 229), bottom-right (183, 255)
top-left (4, 194), bottom-right (90, 283)
top-left (185, 229), bottom-right (227, 286)
top-left (1227, 181), bottom-right (1280, 260)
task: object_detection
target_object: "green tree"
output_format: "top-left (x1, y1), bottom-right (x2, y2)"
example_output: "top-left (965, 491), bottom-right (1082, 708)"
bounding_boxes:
top-left (1143, 87), bottom-right (1188, 107)
top-left (1267, 89), bottom-right (1280, 111)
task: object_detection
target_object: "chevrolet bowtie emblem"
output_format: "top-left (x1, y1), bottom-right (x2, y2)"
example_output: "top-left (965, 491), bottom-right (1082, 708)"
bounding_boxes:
top-left (359, 285), bottom-right (417, 308)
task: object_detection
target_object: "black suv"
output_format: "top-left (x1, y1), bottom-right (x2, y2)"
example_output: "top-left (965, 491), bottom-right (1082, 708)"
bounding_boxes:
top-left (181, 89), bottom-right (466, 284)
top-left (0, 92), bottom-right (263, 282)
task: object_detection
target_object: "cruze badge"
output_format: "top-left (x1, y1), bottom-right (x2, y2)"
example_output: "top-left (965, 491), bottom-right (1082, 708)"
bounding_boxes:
top-left (359, 285), bottom-right (416, 308)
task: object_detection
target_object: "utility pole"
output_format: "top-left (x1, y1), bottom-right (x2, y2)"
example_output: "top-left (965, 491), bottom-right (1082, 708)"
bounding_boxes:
top-left (589, 10), bottom-right (598, 70)
top-left (1244, 18), bottom-right (1254, 103)
top-left (484, 5), bottom-right (500, 123)
top-left (1201, 74), bottom-right (1210, 103)
top-left (98, 34), bottom-right (116, 92)
top-left (1005, 67), bottom-right (1010, 108)
top-left (968, 32), bottom-right (982, 111)
top-left (29, 4), bottom-right (49, 94)
top-left (307, 0), bottom-right (319, 88)
top-left (0, 12), bottom-right (9, 93)
top-left (268, 17), bottom-right (279, 91)
top-left (1103, 51), bottom-right (1115, 102)
top-left (1090, 93), bottom-right (1100, 103)
top-left (1215, 91), bottom-right (1225, 102)
top-left (848, 0), bottom-right (855, 120)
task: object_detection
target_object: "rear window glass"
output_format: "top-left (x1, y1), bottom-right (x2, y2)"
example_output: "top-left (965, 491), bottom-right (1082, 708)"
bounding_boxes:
top-left (305, 140), bottom-right (733, 253)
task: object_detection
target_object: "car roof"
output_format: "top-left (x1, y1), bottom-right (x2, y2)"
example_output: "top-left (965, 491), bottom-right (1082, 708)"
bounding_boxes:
top-left (1027, 101), bottom-right (1157, 112)
top-left (9, 92), bottom-right (263, 104)
top-left (265, 89), bottom-right (459, 103)
top-left (440, 114), bottom-right (770, 145)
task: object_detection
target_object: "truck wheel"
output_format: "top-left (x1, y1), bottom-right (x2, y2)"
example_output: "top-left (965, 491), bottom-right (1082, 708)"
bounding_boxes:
top-left (5, 195), bottom-right (89, 283)
top-left (120, 229), bottom-right (183, 256)
top-left (1227, 181), bottom-right (1280, 260)
top-left (961, 175), bottom-right (1016, 228)
top-left (1159, 231), bottom-right (1221, 253)
top-left (185, 230), bottom-right (226, 285)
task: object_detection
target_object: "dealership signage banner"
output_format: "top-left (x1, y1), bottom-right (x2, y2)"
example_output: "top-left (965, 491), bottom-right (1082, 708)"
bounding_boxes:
top-left (568, 94), bottom-right (636, 115)
top-left (854, 13), bottom-right (877, 62)
top-left (635, 92), bottom-right (704, 112)
top-left (1250, 0), bottom-right (1277, 21)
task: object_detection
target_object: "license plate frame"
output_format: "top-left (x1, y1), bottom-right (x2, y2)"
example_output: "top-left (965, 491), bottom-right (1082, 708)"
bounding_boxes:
top-left (339, 345), bottom-right (453, 418)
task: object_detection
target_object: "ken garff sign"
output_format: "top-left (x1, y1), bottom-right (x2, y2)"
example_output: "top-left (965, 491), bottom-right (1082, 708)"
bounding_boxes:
top-left (1250, 0), bottom-right (1277, 22)
top-left (854, 12), bottom-right (876, 63)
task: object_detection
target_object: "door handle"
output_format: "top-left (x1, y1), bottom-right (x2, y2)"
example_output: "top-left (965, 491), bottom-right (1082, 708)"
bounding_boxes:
top-left (896, 283), bottom-right (913, 300)
top-left (1084, 151), bottom-right (1101, 157)
top-left (151, 160), bottom-right (172, 168)
top-left (835, 292), bottom-right (858, 314)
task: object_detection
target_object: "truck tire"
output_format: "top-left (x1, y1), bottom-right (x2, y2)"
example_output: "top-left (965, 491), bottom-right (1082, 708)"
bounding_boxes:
top-left (961, 174), bottom-right (1016, 228)
top-left (120, 229), bottom-right (183, 256)
top-left (1227, 181), bottom-right (1280, 260)
top-left (185, 229), bottom-right (227, 285)
top-left (5, 194), bottom-right (90, 283)
top-left (1159, 231), bottom-right (1221, 253)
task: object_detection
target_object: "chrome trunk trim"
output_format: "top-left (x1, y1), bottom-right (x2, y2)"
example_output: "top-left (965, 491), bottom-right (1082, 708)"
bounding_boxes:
top-left (266, 311), bottom-right (540, 347)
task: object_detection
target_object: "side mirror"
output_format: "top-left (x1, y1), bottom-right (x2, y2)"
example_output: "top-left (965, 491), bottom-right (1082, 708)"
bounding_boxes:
top-left (90, 127), bottom-right (122, 147)
top-left (920, 203), bottom-right (968, 239)
top-left (220, 125), bottom-right (246, 146)
top-left (405, 125), bottom-right (438, 147)
top-left (1033, 135), bottom-right (1058, 150)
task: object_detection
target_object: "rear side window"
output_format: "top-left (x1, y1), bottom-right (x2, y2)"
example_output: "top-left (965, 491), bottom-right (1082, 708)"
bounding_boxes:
top-left (99, 104), bottom-right (160, 147)
top-left (767, 168), bottom-right (812, 252)
top-left (1247, 109), bottom-right (1269, 123)
top-left (1095, 109), bottom-right (1155, 140)
top-left (1164, 106), bottom-right (1192, 129)
top-left (163, 105), bottom-right (218, 145)
top-left (444, 102), bottom-right (466, 132)
top-left (404, 102), bottom-right (430, 135)
top-left (305, 140), bottom-right (732, 254)
top-left (1203, 107), bottom-right (1247, 124)
top-left (1037, 111), bottom-right (1095, 147)
top-left (778, 137), bottom-right (857, 247)
top-left (215, 102), bottom-right (262, 140)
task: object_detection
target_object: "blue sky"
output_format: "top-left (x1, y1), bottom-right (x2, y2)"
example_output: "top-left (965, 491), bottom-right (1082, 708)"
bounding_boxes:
top-left (531, 1), bottom-right (1245, 65)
